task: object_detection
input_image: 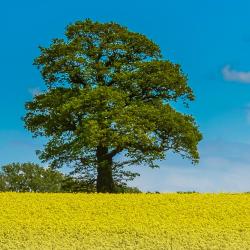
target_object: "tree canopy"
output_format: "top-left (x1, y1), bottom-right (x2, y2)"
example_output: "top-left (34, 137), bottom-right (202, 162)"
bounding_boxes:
top-left (23, 19), bottom-right (202, 193)
top-left (0, 162), bottom-right (64, 192)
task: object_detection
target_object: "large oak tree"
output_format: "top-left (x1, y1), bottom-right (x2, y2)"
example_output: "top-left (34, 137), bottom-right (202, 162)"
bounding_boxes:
top-left (24, 19), bottom-right (202, 193)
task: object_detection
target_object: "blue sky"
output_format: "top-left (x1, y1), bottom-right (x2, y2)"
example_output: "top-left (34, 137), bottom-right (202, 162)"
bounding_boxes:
top-left (1, 0), bottom-right (250, 192)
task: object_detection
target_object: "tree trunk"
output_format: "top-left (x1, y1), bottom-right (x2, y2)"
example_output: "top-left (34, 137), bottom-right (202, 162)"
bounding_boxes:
top-left (96, 146), bottom-right (115, 193)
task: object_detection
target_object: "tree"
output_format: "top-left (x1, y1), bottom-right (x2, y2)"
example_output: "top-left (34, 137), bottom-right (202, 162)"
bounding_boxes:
top-left (60, 175), bottom-right (96, 193)
top-left (0, 162), bottom-right (64, 192)
top-left (114, 185), bottom-right (142, 194)
top-left (0, 162), bottom-right (140, 193)
top-left (0, 162), bottom-right (95, 193)
top-left (23, 19), bottom-right (202, 193)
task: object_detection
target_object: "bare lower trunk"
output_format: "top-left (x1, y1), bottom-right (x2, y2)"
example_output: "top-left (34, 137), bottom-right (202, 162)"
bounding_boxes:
top-left (96, 146), bottom-right (115, 193)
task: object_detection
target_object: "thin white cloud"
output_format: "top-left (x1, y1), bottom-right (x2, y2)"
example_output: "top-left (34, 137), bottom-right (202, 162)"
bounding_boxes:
top-left (129, 158), bottom-right (250, 193)
top-left (222, 65), bottom-right (250, 83)
top-left (28, 87), bottom-right (42, 97)
top-left (127, 140), bottom-right (250, 192)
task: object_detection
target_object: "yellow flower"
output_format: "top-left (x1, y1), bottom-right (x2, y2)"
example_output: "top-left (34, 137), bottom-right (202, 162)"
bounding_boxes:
top-left (0, 193), bottom-right (249, 249)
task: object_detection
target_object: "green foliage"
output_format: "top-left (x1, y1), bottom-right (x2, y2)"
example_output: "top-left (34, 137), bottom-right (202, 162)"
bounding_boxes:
top-left (0, 162), bottom-right (64, 192)
top-left (0, 162), bottom-right (141, 193)
top-left (114, 184), bottom-right (142, 193)
top-left (23, 19), bottom-right (202, 192)
top-left (0, 175), bottom-right (5, 191)
top-left (61, 175), bottom-right (96, 193)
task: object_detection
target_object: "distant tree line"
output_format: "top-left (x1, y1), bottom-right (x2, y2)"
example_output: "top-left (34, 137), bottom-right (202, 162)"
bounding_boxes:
top-left (0, 162), bottom-right (141, 193)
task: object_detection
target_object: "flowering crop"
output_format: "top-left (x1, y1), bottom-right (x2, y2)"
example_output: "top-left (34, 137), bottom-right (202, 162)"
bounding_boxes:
top-left (0, 193), bottom-right (249, 249)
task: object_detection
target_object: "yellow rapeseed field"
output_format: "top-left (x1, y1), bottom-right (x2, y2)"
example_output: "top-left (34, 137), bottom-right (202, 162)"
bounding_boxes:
top-left (0, 193), bottom-right (249, 250)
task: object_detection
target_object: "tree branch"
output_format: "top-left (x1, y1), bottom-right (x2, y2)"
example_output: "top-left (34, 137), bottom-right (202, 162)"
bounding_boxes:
top-left (108, 146), bottom-right (123, 158)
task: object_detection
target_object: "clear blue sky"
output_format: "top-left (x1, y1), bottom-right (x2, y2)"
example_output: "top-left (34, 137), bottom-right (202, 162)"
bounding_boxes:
top-left (1, 0), bottom-right (250, 192)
